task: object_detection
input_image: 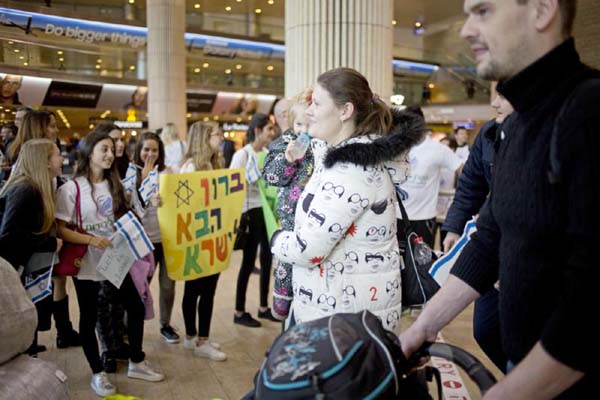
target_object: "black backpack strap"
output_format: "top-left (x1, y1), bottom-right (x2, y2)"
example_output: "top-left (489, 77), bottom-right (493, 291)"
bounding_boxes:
top-left (394, 187), bottom-right (412, 230)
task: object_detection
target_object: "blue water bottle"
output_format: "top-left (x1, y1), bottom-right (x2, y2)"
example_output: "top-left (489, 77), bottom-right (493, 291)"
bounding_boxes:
top-left (290, 132), bottom-right (311, 160)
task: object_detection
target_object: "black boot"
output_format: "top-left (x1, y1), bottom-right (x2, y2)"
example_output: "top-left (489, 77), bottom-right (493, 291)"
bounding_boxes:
top-left (26, 331), bottom-right (47, 357)
top-left (53, 296), bottom-right (81, 348)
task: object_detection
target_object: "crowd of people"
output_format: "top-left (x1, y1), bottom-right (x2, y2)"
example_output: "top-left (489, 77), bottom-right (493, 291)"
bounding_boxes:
top-left (0, 0), bottom-right (596, 398)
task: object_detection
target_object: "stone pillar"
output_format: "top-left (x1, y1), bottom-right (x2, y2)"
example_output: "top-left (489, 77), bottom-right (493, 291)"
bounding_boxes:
top-left (136, 50), bottom-right (146, 80)
top-left (247, 12), bottom-right (258, 37)
top-left (146, 0), bottom-right (187, 138)
top-left (124, 0), bottom-right (136, 21)
top-left (285, 0), bottom-right (393, 101)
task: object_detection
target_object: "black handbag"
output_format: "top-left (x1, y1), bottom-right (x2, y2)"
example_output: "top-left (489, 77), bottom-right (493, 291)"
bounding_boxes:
top-left (234, 211), bottom-right (251, 251)
top-left (395, 189), bottom-right (440, 307)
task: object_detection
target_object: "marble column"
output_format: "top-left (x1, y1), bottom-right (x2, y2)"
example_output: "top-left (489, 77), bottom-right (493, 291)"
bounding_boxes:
top-left (285, 0), bottom-right (393, 101)
top-left (146, 0), bottom-right (187, 138)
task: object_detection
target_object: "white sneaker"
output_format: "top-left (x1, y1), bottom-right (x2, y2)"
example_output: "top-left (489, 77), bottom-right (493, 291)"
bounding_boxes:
top-left (90, 372), bottom-right (116, 397)
top-left (183, 336), bottom-right (196, 350)
top-left (184, 337), bottom-right (221, 350)
top-left (195, 342), bottom-right (227, 361)
top-left (127, 360), bottom-right (165, 382)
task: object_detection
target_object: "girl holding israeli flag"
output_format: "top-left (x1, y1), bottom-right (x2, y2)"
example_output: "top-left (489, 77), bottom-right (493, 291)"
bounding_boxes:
top-left (56, 130), bottom-right (164, 397)
top-left (124, 131), bottom-right (180, 345)
top-left (0, 139), bottom-right (63, 356)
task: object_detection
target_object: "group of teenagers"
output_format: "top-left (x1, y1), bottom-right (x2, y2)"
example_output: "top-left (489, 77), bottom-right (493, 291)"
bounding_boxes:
top-left (0, 68), bottom-right (429, 397)
top-left (0, 111), bottom-right (259, 395)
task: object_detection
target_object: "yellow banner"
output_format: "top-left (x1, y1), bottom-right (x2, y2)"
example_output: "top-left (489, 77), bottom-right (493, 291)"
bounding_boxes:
top-left (158, 169), bottom-right (246, 280)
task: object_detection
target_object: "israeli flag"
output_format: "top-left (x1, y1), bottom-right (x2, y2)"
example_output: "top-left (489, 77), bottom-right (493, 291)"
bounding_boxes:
top-left (25, 253), bottom-right (55, 304)
top-left (114, 211), bottom-right (154, 260)
top-left (138, 167), bottom-right (159, 205)
top-left (122, 163), bottom-right (138, 193)
top-left (429, 217), bottom-right (478, 286)
top-left (246, 151), bottom-right (261, 184)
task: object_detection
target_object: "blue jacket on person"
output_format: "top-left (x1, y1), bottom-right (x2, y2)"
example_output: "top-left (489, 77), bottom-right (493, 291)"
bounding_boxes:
top-left (442, 119), bottom-right (496, 235)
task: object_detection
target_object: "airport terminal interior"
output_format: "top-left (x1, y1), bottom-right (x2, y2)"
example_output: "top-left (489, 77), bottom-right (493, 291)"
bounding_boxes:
top-left (0, 0), bottom-right (598, 399)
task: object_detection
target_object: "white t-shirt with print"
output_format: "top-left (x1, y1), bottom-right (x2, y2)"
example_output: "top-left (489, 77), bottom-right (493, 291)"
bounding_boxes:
top-left (164, 140), bottom-right (186, 172)
top-left (55, 177), bottom-right (115, 281)
top-left (229, 144), bottom-right (261, 213)
top-left (400, 136), bottom-right (463, 220)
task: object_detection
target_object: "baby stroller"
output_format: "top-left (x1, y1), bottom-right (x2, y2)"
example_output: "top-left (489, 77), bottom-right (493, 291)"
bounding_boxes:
top-left (246, 310), bottom-right (496, 399)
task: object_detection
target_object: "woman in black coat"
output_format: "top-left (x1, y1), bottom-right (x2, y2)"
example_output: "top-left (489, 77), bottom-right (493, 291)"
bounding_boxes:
top-left (0, 139), bottom-right (63, 355)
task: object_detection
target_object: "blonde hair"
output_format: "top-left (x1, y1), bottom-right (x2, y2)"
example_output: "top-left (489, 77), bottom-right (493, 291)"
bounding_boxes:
top-left (184, 121), bottom-right (223, 171)
top-left (8, 110), bottom-right (56, 164)
top-left (160, 122), bottom-right (180, 146)
top-left (0, 139), bottom-right (56, 233)
top-left (287, 88), bottom-right (312, 129)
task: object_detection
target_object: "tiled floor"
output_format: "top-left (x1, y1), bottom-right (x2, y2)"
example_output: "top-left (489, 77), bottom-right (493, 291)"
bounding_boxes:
top-left (38, 250), bottom-right (503, 399)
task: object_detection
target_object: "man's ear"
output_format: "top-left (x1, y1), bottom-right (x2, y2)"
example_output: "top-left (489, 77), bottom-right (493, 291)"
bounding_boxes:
top-left (340, 102), bottom-right (355, 123)
top-left (533, 0), bottom-right (560, 33)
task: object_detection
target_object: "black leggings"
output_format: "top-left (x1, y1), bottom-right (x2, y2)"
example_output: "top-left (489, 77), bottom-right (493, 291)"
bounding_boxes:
top-left (235, 207), bottom-right (272, 312)
top-left (73, 275), bottom-right (145, 374)
top-left (182, 273), bottom-right (220, 337)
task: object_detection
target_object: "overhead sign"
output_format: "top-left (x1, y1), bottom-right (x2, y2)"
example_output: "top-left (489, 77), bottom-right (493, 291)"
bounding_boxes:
top-left (42, 80), bottom-right (103, 108)
top-left (0, 7), bottom-right (284, 58)
top-left (0, 8), bottom-right (146, 48)
top-left (115, 121), bottom-right (145, 129)
top-left (1, 8), bottom-right (441, 70)
top-left (212, 92), bottom-right (277, 117)
top-left (186, 92), bottom-right (217, 113)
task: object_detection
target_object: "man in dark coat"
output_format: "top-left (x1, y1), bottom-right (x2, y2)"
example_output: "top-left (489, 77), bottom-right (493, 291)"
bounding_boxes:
top-left (401, 1), bottom-right (599, 398)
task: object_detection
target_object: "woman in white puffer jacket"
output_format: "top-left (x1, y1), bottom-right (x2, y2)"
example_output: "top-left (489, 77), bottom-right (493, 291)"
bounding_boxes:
top-left (271, 68), bottom-right (425, 333)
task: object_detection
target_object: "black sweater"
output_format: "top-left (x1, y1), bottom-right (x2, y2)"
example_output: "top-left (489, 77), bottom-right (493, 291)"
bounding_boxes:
top-left (451, 39), bottom-right (599, 398)
top-left (0, 181), bottom-right (57, 269)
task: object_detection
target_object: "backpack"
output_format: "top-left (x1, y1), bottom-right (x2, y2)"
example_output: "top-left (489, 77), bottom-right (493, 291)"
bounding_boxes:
top-left (251, 311), bottom-right (427, 400)
top-left (394, 189), bottom-right (440, 308)
top-left (248, 311), bottom-right (496, 400)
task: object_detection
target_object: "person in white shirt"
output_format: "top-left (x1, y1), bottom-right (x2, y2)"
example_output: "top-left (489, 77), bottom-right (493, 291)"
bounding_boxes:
top-left (454, 126), bottom-right (471, 162)
top-left (160, 122), bottom-right (185, 173)
top-left (399, 120), bottom-right (463, 248)
top-left (56, 130), bottom-right (164, 397)
top-left (229, 113), bottom-right (277, 328)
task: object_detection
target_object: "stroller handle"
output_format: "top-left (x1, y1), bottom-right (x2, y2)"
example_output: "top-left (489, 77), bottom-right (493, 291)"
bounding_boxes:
top-left (426, 342), bottom-right (498, 394)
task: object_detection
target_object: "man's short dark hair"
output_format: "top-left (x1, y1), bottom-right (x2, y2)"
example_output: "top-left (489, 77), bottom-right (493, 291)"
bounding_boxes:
top-left (517, 0), bottom-right (577, 37)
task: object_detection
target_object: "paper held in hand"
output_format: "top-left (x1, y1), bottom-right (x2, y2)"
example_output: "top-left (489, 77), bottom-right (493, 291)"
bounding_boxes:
top-left (97, 211), bottom-right (154, 288)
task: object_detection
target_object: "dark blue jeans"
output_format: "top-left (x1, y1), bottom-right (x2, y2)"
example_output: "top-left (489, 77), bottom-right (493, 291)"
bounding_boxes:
top-left (473, 288), bottom-right (507, 373)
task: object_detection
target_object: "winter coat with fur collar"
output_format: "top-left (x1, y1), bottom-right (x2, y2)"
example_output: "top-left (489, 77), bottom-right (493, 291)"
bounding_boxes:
top-left (271, 111), bottom-right (425, 332)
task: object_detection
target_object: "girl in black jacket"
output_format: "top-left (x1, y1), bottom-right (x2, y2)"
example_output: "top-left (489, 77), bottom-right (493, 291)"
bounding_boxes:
top-left (0, 138), bottom-right (64, 355)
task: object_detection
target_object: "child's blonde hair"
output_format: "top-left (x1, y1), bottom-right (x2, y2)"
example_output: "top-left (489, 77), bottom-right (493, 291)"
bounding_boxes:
top-left (287, 87), bottom-right (313, 130)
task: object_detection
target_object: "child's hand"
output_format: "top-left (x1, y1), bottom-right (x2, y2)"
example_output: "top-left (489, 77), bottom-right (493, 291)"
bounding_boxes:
top-left (285, 140), bottom-right (300, 163)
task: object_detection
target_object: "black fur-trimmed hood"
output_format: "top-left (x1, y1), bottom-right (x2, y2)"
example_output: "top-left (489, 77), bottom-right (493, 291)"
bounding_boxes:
top-left (323, 109), bottom-right (426, 168)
